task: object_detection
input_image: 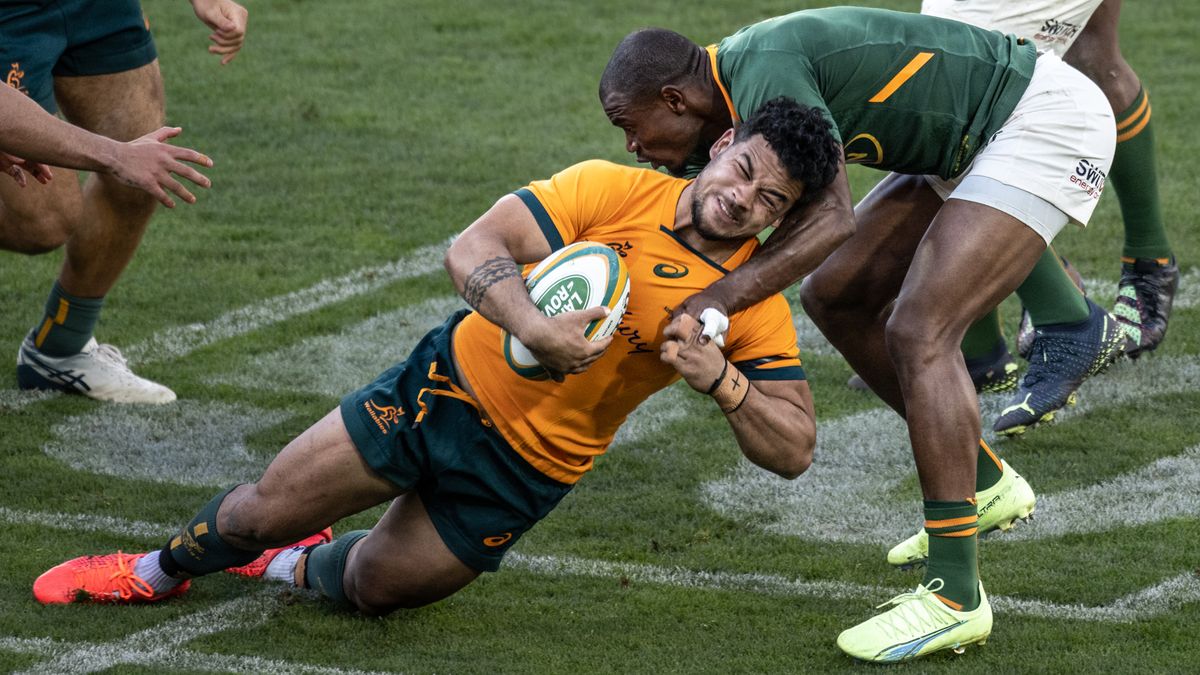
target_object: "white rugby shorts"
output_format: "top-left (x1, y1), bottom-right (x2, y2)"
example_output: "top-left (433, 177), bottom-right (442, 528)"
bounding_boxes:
top-left (924, 52), bottom-right (1116, 244)
top-left (922, 0), bottom-right (1103, 56)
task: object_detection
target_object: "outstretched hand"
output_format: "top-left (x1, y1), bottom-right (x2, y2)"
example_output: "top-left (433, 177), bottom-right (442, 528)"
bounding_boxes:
top-left (520, 306), bottom-right (613, 382)
top-left (0, 152), bottom-right (53, 187)
top-left (109, 127), bottom-right (213, 208)
top-left (191, 0), bottom-right (249, 64)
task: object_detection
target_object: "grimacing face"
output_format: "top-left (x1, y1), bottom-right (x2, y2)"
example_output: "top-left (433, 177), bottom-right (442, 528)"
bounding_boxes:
top-left (602, 91), bottom-right (706, 176)
top-left (690, 132), bottom-right (805, 241)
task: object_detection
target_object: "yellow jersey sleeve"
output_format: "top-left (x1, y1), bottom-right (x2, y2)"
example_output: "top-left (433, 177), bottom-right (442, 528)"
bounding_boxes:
top-left (725, 294), bottom-right (805, 381)
top-left (514, 160), bottom-right (649, 248)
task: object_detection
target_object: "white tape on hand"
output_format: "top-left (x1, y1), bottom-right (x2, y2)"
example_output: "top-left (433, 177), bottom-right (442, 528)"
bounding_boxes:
top-left (698, 307), bottom-right (729, 349)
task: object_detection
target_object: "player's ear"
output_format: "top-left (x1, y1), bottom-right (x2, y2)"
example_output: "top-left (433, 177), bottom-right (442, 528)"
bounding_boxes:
top-left (661, 85), bottom-right (688, 114)
top-left (709, 127), bottom-right (737, 160)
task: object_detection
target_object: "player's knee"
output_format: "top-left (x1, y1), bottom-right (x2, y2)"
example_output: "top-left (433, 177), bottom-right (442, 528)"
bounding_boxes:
top-left (800, 274), bottom-right (863, 325)
top-left (883, 311), bottom-right (943, 366)
top-left (345, 569), bottom-right (441, 616)
top-left (5, 211), bottom-right (73, 254)
top-left (217, 484), bottom-right (297, 548)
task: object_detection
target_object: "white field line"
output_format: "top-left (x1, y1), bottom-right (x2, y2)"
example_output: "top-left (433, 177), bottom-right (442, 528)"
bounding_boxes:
top-left (4, 593), bottom-right (393, 675)
top-left (2, 506), bottom-right (1195, 626)
top-left (123, 239), bottom-right (452, 366)
top-left (43, 401), bottom-right (289, 488)
top-left (703, 354), bottom-right (1200, 545)
top-left (0, 389), bottom-right (57, 411)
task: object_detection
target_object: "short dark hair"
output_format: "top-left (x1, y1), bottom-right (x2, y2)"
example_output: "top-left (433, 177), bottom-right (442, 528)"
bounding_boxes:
top-left (599, 28), bottom-right (704, 103)
top-left (736, 97), bottom-right (841, 203)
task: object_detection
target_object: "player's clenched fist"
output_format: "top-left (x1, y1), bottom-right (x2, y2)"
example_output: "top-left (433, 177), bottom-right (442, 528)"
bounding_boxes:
top-left (661, 313), bottom-right (726, 393)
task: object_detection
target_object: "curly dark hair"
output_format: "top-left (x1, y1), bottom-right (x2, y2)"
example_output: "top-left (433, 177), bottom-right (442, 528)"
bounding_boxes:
top-left (735, 97), bottom-right (841, 204)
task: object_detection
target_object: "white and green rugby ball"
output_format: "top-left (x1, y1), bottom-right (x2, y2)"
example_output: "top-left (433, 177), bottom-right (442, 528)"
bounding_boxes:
top-left (502, 241), bottom-right (630, 380)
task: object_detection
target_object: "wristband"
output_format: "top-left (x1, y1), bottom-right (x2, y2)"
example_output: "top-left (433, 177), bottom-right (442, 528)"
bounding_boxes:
top-left (706, 361), bottom-right (729, 395)
top-left (710, 361), bottom-right (749, 414)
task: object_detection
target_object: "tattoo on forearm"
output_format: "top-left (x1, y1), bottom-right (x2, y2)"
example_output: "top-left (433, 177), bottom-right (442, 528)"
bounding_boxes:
top-left (463, 256), bottom-right (520, 309)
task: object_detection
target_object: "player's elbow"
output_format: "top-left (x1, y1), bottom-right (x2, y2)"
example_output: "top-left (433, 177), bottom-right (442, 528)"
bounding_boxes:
top-left (771, 435), bottom-right (814, 480)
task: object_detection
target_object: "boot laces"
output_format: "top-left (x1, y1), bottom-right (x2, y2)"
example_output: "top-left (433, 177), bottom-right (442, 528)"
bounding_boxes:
top-left (77, 552), bottom-right (155, 601)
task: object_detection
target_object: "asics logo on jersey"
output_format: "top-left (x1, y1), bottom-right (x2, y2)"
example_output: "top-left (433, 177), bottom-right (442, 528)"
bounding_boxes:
top-left (482, 532), bottom-right (513, 547)
top-left (364, 400), bottom-right (405, 435)
top-left (653, 263), bottom-right (688, 279)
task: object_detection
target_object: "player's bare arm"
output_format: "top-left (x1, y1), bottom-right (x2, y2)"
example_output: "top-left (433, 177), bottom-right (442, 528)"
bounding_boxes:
top-left (190, 0), bottom-right (249, 65)
top-left (0, 84), bottom-right (212, 206)
top-left (661, 314), bottom-right (814, 479)
top-left (446, 195), bottom-right (612, 378)
top-left (682, 158), bottom-right (855, 319)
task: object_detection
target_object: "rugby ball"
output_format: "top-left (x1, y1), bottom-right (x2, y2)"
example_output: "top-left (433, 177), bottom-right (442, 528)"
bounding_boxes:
top-left (502, 241), bottom-right (630, 380)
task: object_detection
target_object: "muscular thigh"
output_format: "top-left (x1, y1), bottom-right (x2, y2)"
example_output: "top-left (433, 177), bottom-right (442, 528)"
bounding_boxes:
top-left (222, 409), bottom-right (403, 543)
top-left (894, 198), bottom-right (1047, 334)
top-left (54, 60), bottom-right (165, 141)
top-left (806, 172), bottom-right (942, 308)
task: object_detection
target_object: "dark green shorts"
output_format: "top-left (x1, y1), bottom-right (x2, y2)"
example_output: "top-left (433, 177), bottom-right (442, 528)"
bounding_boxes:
top-left (341, 309), bottom-right (573, 572)
top-left (1, 0), bottom-right (157, 113)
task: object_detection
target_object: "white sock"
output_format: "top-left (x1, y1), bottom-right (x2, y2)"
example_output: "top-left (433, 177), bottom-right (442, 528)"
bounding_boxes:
top-left (264, 546), bottom-right (305, 585)
top-left (133, 552), bottom-right (182, 594)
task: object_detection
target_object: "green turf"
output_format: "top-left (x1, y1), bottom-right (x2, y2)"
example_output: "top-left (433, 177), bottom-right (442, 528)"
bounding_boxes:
top-left (1, 0), bottom-right (1197, 673)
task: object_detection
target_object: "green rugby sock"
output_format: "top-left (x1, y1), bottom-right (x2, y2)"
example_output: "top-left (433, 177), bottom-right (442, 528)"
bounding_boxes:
top-left (976, 438), bottom-right (1003, 492)
top-left (922, 500), bottom-right (980, 611)
top-left (161, 487), bottom-right (261, 577)
top-left (960, 309), bottom-right (1004, 361)
top-left (1111, 88), bottom-right (1172, 260)
top-left (1016, 248), bottom-right (1089, 326)
top-left (30, 282), bottom-right (103, 357)
top-left (304, 530), bottom-right (370, 606)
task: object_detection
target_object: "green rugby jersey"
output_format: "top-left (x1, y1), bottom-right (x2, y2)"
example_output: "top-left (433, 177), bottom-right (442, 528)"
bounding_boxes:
top-left (697, 7), bottom-right (1037, 179)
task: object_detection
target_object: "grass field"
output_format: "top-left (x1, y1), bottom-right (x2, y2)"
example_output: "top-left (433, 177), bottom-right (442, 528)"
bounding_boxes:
top-left (2, 0), bottom-right (1198, 672)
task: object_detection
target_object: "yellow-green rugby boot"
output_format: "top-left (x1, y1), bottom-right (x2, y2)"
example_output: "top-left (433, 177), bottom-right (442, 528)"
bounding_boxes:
top-left (837, 579), bottom-right (992, 662)
top-left (887, 459), bottom-right (1036, 569)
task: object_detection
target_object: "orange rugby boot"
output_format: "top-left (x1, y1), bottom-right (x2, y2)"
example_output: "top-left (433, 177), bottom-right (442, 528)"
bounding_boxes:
top-left (225, 528), bottom-right (333, 578)
top-left (33, 552), bottom-right (190, 605)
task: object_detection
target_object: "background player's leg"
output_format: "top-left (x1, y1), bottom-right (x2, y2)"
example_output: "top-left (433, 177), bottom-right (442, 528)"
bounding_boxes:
top-left (1065, 0), bottom-right (1177, 357)
top-left (801, 172), bottom-right (940, 416)
top-left (16, 61), bottom-right (180, 402)
top-left (52, 61), bottom-right (164, 298)
top-left (887, 200), bottom-right (1044, 604)
top-left (306, 494), bottom-right (480, 616)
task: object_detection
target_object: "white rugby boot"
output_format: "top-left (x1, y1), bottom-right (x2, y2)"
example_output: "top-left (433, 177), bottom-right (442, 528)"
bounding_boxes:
top-left (17, 336), bottom-right (176, 404)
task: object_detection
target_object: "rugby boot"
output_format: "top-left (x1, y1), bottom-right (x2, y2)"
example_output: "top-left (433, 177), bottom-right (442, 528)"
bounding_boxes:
top-left (994, 299), bottom-right (1124, 436)
top-left (17, 336), bottom-right (176, 404)
top-left (1113, 257), bottom-right (1179, 359)
top-left (887, 459), bottom-right (1035, 569)
top-left (846, 344), bottom-right (1017, 394)
top-left (33, 552), bottom-right (190, 605)
top-left (965, 343), bottom-right (1019, 394)
top-left (225, 528), bottom-right (333, 578)
top-left (837, 579), bottom-right (992, 662)
top-left (1017, 256), bottom-right (1087, 360)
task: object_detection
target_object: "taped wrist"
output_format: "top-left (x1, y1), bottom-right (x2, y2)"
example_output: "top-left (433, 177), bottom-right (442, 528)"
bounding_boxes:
top-left (709, 361), bottom-right (749, 414)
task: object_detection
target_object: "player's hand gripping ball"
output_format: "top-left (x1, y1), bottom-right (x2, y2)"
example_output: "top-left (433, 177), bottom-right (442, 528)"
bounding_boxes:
top-left (502, 241), bottom-right (631, 380)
